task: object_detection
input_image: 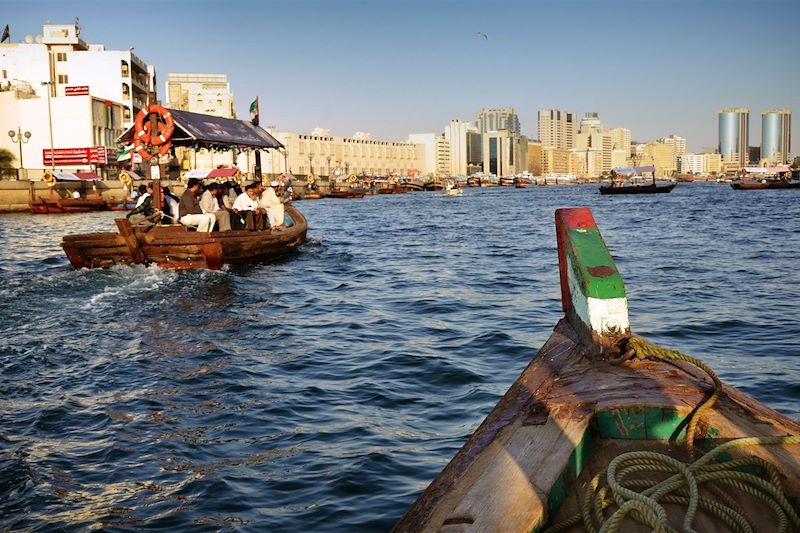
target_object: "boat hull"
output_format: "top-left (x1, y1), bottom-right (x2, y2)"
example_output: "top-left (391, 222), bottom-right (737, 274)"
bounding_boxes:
top-left (731, 180), bottom-right (800, 190)
top-left (61, 205), bottom-right (308, 270)
top-left (599, 183), bottom-right (676, 194)
top-left (30, 197), bottom-right (109, 214)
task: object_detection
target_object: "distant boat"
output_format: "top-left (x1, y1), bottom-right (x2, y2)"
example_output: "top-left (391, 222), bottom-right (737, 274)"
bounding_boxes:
top-left (731, 166), bottom-right (800, 190)
top-left (599, 166), bottom-right (676, 195)
top-left (30, 171), bottom-right (109, 213)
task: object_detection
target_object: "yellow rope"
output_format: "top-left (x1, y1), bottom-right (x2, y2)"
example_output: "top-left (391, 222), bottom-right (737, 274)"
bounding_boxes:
top-left (542, 336), bottom-right (800, 533)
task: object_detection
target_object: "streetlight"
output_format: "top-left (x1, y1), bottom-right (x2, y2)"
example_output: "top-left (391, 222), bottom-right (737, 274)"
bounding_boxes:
top-left (308, 153), bottom-right (313, 176)
top-left (326, 155), bottom-right (332, 176)
top-left (41, 81), bottom-right (55, 171)
top-left (8, 128), bottom-right (31, 180)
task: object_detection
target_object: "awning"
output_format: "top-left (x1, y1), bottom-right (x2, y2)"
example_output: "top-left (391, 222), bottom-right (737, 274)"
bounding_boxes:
top-left (118, 108), bottom-right (283, 150)
top-left (42, 170), bottom-right (101, 181)
top-left (182, 169), bottom-right (212, 180)
top-left (207, 167), bottom-right (242, 179)
top-left (613, 166), bottom-right (655, 175)
top-left (119, 170), bottom-right (145, 181)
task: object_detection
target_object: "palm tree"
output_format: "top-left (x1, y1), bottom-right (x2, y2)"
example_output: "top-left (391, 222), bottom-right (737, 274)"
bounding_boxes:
top-left (0, 148), bottom-right (15, 168)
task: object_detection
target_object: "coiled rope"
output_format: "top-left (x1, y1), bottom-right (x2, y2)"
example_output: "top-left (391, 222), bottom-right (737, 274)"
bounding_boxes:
top-left (543, 336), bottom-right (800, 533)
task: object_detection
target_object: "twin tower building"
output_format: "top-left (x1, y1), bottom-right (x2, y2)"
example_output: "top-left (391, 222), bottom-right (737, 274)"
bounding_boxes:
top-left (719, 108), bottom-right (791, 170)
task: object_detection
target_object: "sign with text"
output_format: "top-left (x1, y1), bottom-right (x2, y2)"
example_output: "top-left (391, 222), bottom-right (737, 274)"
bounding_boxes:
top-left (43, 146), bottom-right (116, 166)
top-left (64, 86), bottom-right (90, 96)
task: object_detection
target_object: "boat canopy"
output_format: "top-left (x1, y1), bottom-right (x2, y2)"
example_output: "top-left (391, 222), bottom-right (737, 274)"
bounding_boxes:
top-left (613, 166), bottom-right (655, 175)
top-left (744, 165), bottom-right (790, 174)
top-left (118, 108), bottom-right (284, 151)
top-left (182, 169), bottom-right (214, 180)
top-left (207, 167), bottom-right (242, 179)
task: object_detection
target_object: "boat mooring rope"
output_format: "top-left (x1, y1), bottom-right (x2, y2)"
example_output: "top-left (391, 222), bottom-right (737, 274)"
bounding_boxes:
top-left (543, 336), bottom-right (800, 533)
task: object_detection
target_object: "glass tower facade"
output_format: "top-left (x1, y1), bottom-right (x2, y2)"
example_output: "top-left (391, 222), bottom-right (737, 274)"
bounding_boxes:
top-left (718, 108), bottom-right (749, 166)
top-left (761, 109), bottom-right (791, 164)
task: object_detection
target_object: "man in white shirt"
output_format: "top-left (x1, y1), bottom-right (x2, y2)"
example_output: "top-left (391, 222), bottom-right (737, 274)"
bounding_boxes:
top-left (199, 182), bottom-right (231, 231)
top-left (179, 178), bottom-right (216, 232)
top-left (232, 182), bottom-right (267, 230)
top-left (134, 184), bottom-right (150, 207)
top-left (259, 180), bottom-right (285, 228)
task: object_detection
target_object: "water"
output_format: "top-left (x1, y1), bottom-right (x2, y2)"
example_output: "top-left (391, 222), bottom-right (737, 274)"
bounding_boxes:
top-left (1, 182), bottom-right (798, 531)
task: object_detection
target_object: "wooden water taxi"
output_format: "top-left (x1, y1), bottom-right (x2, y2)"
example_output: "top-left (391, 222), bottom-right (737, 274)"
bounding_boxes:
top-left (394, 207), bottom-right (800, 532)
top-left (62, 204), bottom-right (307, 270)
top-left (30, 171), bottom-right (109, 213)
top-left (731, 166), bottom-right (800, 190)
top-left (600, 166), bottom-right (676, 195)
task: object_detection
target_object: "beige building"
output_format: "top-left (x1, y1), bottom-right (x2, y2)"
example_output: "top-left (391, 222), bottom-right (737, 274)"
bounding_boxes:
top-left (538, 109), bottom-right (576, 150)
top-left (481, 130), bottom-right (527, 177)
top-left (408, 133), bottom-right (451, 177)
top-left (642, 142), bottom-right (677, 176)
top-left (610, 127), bottom-right (631, 153)
top-left (527, 140), bottom-right (542, 175)
top-left (444, 119), bottom-right (481, 176)
top-left (476, 107), bottom-right (520, 134)
top-left (542, 146), bottom-right (570, 175)
top-left (574, 113), bottom-right (614, 174)
top-left (678, 153), bottom-right (722, 175)
top-left (263, 129), bottom-right (422, 179)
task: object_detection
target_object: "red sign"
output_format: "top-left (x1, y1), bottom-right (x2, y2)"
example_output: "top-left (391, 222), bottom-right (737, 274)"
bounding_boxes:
top-left (43, 146), bottom-right (115, 166)
top-left (64, 86), bottom-right (90, 96)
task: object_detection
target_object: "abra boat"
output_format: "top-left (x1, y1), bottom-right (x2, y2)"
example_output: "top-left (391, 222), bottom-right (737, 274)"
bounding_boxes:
top-left (731, 165), bottom-right (800, 190)
top-left (62, 204), bottom-right (307, 270)
top-left (30, 171), bottom-right (109, 213)
top-left (599, 166), bottom-right (676, 195)
top-left (394, 207), bottom-right (800, 533)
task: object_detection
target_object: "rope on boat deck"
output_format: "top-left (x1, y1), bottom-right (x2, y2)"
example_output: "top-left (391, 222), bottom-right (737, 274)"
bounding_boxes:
top-left (541, 336), bottom-right (800, 533)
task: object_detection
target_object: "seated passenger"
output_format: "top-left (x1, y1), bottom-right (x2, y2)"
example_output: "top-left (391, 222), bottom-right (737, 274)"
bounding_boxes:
top-left (126, 182), bottom-right (160, 226)
top-left (259, 180), bottom-right (285, 229)
top-left (178, 178), bottom-right (216, 232)
top-left (134, 184), bottom-right (150, 207)
top-left (232, 182), bottom-right (267, 231)
top-left (199, 182), bottom-right (231, 231)
top-left (162, 186), bottom-right (180, 223)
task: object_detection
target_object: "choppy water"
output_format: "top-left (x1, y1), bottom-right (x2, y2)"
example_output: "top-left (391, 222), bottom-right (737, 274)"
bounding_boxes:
top-left (1, 182), bottom-right (798, 531)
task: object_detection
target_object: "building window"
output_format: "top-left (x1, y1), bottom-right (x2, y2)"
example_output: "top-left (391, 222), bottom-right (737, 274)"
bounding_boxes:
top-left (57, 74), bottom-right (69, 84)
top-left (122, 83), bottom-right (130, 97)
top-left (124, 107), bottom-right (131, 121)
top-left (56, 52), bottom-right (67, 62)
top-left (120, 60), bottom-right (129, 77)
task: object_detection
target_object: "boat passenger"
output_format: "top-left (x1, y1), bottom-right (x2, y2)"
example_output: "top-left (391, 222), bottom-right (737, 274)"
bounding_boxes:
top-left (199, 182), bottom-right (232, 231)
top-left (259, 180), bottom-right (285, 228)
top-left (71, 189), bottom-right (82, 199)
top-left (126, 183), bottom-right (160, 226)
top-left (178, 178), bottom-right (216, 232)
top-left (232, 182), bottom-right (267, 231)
top-left (162, 186), bottom-right (180, 224)
top-left (134, 184), bottom-right (150, 207)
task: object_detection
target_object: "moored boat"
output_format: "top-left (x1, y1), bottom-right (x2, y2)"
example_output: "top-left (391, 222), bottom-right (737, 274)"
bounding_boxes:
top-left (731, 165), bottom-right (800, 190)
top-left (62, 204), bottom-right (307, 270)
top-left (393, 207), bottom-right (800, 533)
top-left (599, 166), bottom-right (676, 195)
top-left (30, 171), bottom-right (109, 213)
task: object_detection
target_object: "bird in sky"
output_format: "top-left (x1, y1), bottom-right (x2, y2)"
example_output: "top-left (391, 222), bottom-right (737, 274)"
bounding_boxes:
top-left (476, 32), bottom-right (488, 40)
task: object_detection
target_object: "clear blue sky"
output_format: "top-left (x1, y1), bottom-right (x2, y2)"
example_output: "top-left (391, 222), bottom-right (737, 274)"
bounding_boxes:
top-left (5, 0), bottom-right (799, 152)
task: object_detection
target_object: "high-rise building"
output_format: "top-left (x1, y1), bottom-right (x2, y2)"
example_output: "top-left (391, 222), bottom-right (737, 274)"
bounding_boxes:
top-left (760, 109), bottom-right (791, 164)
top-left (718, 108), bottom-right (749, 168)
top-left (538, 109), bottom-right (575, 150)
top-left (482, 130), bottom-right (527, 177)
top-left (574, 113), bottom-right (613, 173)
top-left (445, 119), bottom-right (481, 176)
top-left (609, 127), bottom-right (631, 153)
top-left (476, 107), bottom-right (520, 134)
top-left (0, 23), bottom-right (156, 128)
top-left (165, 73), bottom-right (235, 118)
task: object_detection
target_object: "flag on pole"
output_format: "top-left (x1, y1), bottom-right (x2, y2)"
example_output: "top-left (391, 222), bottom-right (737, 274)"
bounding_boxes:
top-left (1, 25), bottom-right (10, 43)
top-left (249, 96), bottom-right (259, 126)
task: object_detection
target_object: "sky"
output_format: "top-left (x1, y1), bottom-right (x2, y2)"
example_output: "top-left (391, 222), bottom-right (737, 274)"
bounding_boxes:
top-left (4, 0), bottom-right (799, 152)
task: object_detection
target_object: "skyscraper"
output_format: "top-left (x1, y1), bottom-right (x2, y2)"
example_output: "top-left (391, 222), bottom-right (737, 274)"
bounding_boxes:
top-left (760, 109), bottom-right (791, 165)
top-left (718, 108), bottom-right (749, 167)
top-left (475, 107), bottom-right (520, 134)
top-left (538, 109), bottom-right (575, 150)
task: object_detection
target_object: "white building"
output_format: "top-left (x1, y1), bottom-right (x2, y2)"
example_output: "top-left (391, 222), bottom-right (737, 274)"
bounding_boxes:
top-left (0, 89), bottom-right (125, 179)
top-left (408, 133), bottom-right (451, 177)
top-left (482, 130), bottom-right (528, 177)
top-left (0, 23), bottom-right (157, 129)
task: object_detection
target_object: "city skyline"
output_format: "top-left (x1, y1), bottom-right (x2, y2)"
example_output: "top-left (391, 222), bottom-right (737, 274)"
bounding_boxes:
top-left (4, 0), bottom-right (799, 152)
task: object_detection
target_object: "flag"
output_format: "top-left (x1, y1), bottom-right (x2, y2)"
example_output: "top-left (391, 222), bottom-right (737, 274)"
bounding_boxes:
top-left (1, 25), bottom-right (9, 43)
top-left (249, 97), bottom-right (259, 126)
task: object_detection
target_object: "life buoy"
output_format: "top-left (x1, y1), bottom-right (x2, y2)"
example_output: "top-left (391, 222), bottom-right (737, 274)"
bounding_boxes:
top-left (306, 174), bottom-right (315, 184)
top-left (133, 138), bottom-right (171, 160)
top-left (43, 172), bottom-right (56, 185)
top-left (347, 174), bottom-right (357, 183)
top-left (119, 172), bottom-right (132, 187)
top-left (134, 104), bottom-right (175, 146)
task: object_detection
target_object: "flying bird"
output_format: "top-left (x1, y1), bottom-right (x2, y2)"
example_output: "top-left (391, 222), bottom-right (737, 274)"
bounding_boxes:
top-left (476, 32), bottom-right (488, 40)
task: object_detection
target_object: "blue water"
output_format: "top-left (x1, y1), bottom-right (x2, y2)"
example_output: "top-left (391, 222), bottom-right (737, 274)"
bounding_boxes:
top-left (1, 182), bottom-right (798, 531)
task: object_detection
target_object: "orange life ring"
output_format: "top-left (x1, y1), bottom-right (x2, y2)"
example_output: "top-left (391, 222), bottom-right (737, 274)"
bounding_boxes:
top-left (133, 138), bottom-right (172, 160)
top-left (134, 104), bottom-right (174, 146)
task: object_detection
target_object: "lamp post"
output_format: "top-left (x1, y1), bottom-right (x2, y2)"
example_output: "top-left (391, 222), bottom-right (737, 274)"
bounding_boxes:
top-left (8, 128), bottom-right (31, 180)
top-left (326, 155), bottom-right (332, 176)
top-left (308, 153), bottom-right (313, 176)
top-left (344, 161), bottom-right (349, 175)
top-left (41, 81), bottom-right (55, 171)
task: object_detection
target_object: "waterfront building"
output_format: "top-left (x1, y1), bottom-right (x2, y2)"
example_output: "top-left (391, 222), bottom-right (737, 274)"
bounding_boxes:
top-left (444, 119), bottom-right (482, 176)
top-left (542, 146), bottom-right (570, 175)
top-left (611, 148), bottom-right (629, 169)
top-left (760, 109), bottom-right (791, 165)
top-left (718, 107), bottom-right (749, 169)
top-left (166, 73), bottom-right (237, 171)
top-left (263, 129), bottom-right (422, 180)
top-left (568, 148), bottom-right (603, 178)
top-left (481, 129), bottom-right (527, 177)
top-left (610, 127), bottom-right (631, 153)
top-left (677, 153), bottom-right (722, 175)
top-left (476, 107), bottom-right (520, 135)
top-left (538, 109), bottom-right (575, 150)
top-left (0, 23), bottom-right (156, 129)
top-left (527, 140), bottom-right (542, 176)
top-left (0, 89), bottom-right (125, 179)
top-left (408, 133), bottom-right (451, 178)
top-left (656, 134), bottom-right (687, 174)
top-left (642, 141), bottom-right (678, 176)
top-left (574, 113), bottom-right (613, 174)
